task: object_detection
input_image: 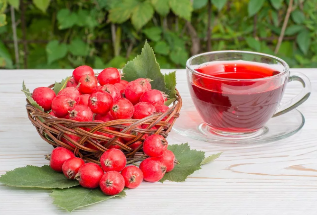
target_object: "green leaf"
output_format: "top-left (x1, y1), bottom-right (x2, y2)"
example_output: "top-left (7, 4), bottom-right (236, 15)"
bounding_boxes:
top-left (164, 98), bottom-right (176, 106)
top-left (32, 0), bottom-right (50, 13)
top-left (0, 0), bottom-right (7, 13)
top-left (246, 37), bottom-right (261, 52)
top-left (0, 14), bottom-right (6, 27)
top-left (0, 165), bottom-right (79, 189)
top-left (105, 56), bottom-right (127, 68)
top-left (7, 0), bottom-right (19, 9)
top-left (169, 47), bottom-right (188, 66)
top-left (143, 27), bottom-right (162, 42)
top-left (248, 0), bottom-right (265, 17)
top-left (0, 40), bottom-right (12, 68)
top-left (193, 0), bottom-right (208, 10)
top-left (131, 1), bottom-right (154, 30)
top-left (201, 152), bottom-right (222, 165)
top-left (270, 0), bottom-right (283, 10)
top-left (271, 10), bottom-right (279, 26)
top-left (77, 10), bottom-right (98, 28)
top-left (122, 41), bottom-right (173, 97)
top-left (68, 38), bottom-right (89, 57)
top-left (50, 187), bottom-right (126, 212)
top-left (108, 0), bottom-right (139, 23)
top-left (169, 0), bottom-right (192, 21)
top-left (296, 29), bottom-right (311, 55)
top-left (21, 81), bottom-right (44, 111)
top-left (164, 71), bottom-right (176, 98)
top-left (211, 0), bottom-right (227, 10)
top-left (151, 0), bottom-right (169, 16)
top-left (291, 9), bottom-right (305, 24)
top-left (53, 77), bottom-right (70, 95)
top-left (57, 8), bottom-right (77, 29)
top-left (160, 143), bottom-right (205, 182)
top-left (285, 25), bottom-right (305, 36)
top-left (154, 41), bottom-right (170, 55)
top-left (46, 40), bottom-right (68, 64)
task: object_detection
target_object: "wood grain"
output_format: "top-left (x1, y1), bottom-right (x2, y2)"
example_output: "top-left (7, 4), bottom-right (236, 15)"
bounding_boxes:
top-left (0, 69), bottom-right (316, 215)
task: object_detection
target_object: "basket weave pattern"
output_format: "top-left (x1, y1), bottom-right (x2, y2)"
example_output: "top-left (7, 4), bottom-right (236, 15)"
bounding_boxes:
top-left (26, 89), bottom-right (182, 164)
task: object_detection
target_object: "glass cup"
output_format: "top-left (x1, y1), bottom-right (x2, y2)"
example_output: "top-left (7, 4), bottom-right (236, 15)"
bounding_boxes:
top-left (186, 51), bottom-right (311, 138)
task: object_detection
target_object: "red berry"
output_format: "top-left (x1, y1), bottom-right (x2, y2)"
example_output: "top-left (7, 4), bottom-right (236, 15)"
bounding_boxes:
top-left (121, 166), bottom-right (143, 189)
top-left (155, 105), bottom-right (169, 113)
top-left (49, 111), bottom-right (56, 117)
top-left (140, 89), bottom-right (165, 106)
top-left (125, 78), bottom-right (151, 104)
top-left (78, 94), bottom-right (90, 106)
top-left (99, 171), bottom-right (125, 195)
top-left (78, 75), bottom-right (98, 94)
top-left (57, 87), bottom-right (80, 103)
top-left (95, 112), bottom-right (114, 122)
top-left (32, 87), bottom-right (56, 111)
top-left (66, 77), bottom-right (78, 88)
top-left (68, 105), bottom-right (93, 121)
top-left (96, 84), bottom-right (121, 102)
top-left (73, 65), bottom-right (94, 83)
top-left (111, 98), bottom-right (134, 119)
top-left (75, 163), bottom-right (104, 188)
top-left (114, 83), bottom-right (126, 96)
top-left (133, 102), bottom-right (155, 119)
top-left (49, 147), bottom-right (75, 172)
top-left (139, 157), bottom-right (166, 182)
top-left (52, 95), bottom-right (76, 117)
top-left (88, 92), bottom-right (113, 114)
top-left (100, 148), bottom-right (127, 172)
top-left (129, 141), bottom-right (142, 150)
top-left (156, 150), bottom-right (175, 172)
top-left (98, 68), bottom-right (121, 85)
top-left (143, 134), bottom-right (168, 157)
top-left (62, 157), bottom-right (85, 179)
top-left (120, 80), bottom-right (129, 86)
top-left (61, 133), bottom-right (80, 148)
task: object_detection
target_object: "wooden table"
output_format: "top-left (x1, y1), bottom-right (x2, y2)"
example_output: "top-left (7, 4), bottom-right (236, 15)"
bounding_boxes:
top-left (0, 69), bottom-right (316, 215)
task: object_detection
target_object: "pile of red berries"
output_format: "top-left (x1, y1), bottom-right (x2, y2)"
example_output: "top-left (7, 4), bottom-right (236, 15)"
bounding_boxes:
top-left (50, 141), bottom-right (175, 195)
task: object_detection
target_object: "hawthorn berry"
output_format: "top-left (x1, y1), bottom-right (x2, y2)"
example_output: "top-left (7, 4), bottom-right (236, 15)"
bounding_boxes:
top-left (133, 102), bottom-right (156, 119)
top-left (78, 94), bottom-right (90, 106)
top-left (96, 84), bottom-right (121, 102)
top-left (49, 147), bottom-right (75, 172)
top-left (129, 141), bottom-right (142, 150)
top-left (114, 83), bottom-right (126, 96)
top-left (140, 89), bottom-right (165, 106)
top-left (51, 95), bottom-right (76, 117)
top-left (100, 148), bottom-right (127, 172)
top-left (73, 65), bottom-right (94, 83)
top-left (75, 163), bottom-right (103, 188)
top-left (61, 133), bottom-right (80, 148)
top-left (120, 80), bottom-right (129, 86)
top-left (139, 157), bottom-right (166, 182)
top-left (111, 98), bottom-right (134, 119)
top-left (68, 105), bottom-right (93, 121)
top-left (62, 157), bottom-right (85, 179)
top-left (78, 74), bottom-right (98, 94)
top-left (156, 150), bottom-right (175, 172)
top-left (66, 77), bottom-right (78, 88)
top-left (121, 166), bottom-right (143, 189)
top-left (95, 112), bottom-right (114, 122)
top-left (49, 111), bottom-right (56, 117)
top-left (125, 78), bottom-right (151, 104)
top-left (88, 92), bottom-right (113, 114)
top-left (32, 87), bottom-right (56, 111)
top-left (99, 171), bottom-right (125, 196)
top-left (143, 134), bottom-right (168, 157)
top-left (155, 105), bottom-right (169, 113)
top-left (57, 87), bottom-right (80, 103)
top-left (98, 68), bottom-right (121, 85)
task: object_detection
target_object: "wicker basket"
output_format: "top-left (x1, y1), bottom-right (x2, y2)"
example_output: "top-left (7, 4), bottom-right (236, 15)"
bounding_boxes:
top-left (25, 86), bottom-right (182, 164)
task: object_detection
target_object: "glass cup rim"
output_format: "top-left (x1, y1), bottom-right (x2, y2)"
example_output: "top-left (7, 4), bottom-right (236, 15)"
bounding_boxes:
top-left (186, 50), bottom-right (290, 82)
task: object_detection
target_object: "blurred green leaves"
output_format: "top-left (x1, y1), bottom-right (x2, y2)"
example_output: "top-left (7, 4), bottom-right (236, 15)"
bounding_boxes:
top-left (32, 0), bottom-right (50, 13)
top-left (248, 0), bottom-right (265, 17)
top-left (46, 40), bottom-right (68, 64)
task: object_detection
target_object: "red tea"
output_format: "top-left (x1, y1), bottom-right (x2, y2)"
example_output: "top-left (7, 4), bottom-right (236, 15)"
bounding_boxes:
top-left (189, 61), bottom-right (287, 133)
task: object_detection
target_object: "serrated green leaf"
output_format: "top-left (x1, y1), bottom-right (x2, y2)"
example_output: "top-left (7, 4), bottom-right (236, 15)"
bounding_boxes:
top-left (50, 187), bottom-right (126, 212)
top-left (0, 165), bottom-right (78, 189)
top-left (246, 37), bottom-right (261, 52)
top-left (0, 14), bottom-right (6, 27)
top-left (160, 143), bottom-right (205, 182)
top-left (193, 0), bottom-right (208, 10)
top-left (122, 41), bottom-right (176, 98)
top-left (46, 40), bottom-right (68, 64)
top-left (296, 29), bottom-right (311, 55)
top-left (151, 0), bottom-right (169, 16)
top-left (22, 81), bottom-right (45, 111)
top-left (164, 71), bottom-right (176, 98)
top-left (285, 25), bottom-right (305, 36)
top-left (154, 41), bottom-right (170, 55)
top-left (68, 38), bottom-right (89, 57)
top-left (53, 77), bottom-right (70, 95)
top-left (0, 40), bottom-right (12, 68)
top-left (164, 98), bottom-right (176, 106)
top-left (7, 0), bottom-right (19, 9)
top-left (143, 27), bottom-right (162, 42)
top-left (131, 1), bottom-right (154, 30)
top-left (211, 0), bottom-right (227, 10)
top-left (201, 152), bottom-right (222, 165)
top-left (57, 8), bottom-right (77, 29)
top-left (169, 0), bottom-right (192, 21)
top-left (32, 0), bottom-right (50, 13)
top-left (108, 0), bottom-right (139, 23)
top-left (270, 0), bottom-right (283, 10)
top-left (291, 9), bottom-right (305, 24)
top-left (248, 0), bottom-right (265, 17)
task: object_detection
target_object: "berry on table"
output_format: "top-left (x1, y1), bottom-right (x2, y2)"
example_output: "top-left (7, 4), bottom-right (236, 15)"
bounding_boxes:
top-left (111, 98), bottom-right (134, 119)
top-left (99, 171), bottom-right (125, 196)
top-left (68, 105), bottom-right (93, 121)
top-left (133, 102), bottom-right (156, 119)
top-left (73, 65), bottom-right (94, 83)
top-left (78, 74), bottom-right (98, 94)
top-left (75, 163), bottom-right (104, 188)
top-left (125, 78), bottom-right (151, 104)
top-left (98, 68), bottom-right (121, 85)
top-left (57, 87), bottom-right (80, 103)
top-left (139, 157), bottom-right (166, 182)
top-left (32, 87), bottom-right (56, 111)
top-left (100, 148), bottom-right (127, 172)
top-left (88, 92), bottom-right (113, 114)
top-left (121, 166), bottom-right (143, 189)
top-left (66, 77), bottom-right (78, 88)
top-left (140, 89), bottom-right (165, 106)
top-left (62, 157), bottom-right (85, 179)
top-left (156, 150), bottom-right (175, 172)
top-left (78, 94), bottom-right (90, 106)
top-left (49, 147), bottom-right (75, 172)
top-left (51, 95), bottom-right (76, 117)
top-left (143, 134), bottom-right (168, 157)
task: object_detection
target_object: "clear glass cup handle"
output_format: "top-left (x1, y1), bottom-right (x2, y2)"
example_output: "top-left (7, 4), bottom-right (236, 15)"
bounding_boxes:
top-left (273, 71), bottom-right (311, 117)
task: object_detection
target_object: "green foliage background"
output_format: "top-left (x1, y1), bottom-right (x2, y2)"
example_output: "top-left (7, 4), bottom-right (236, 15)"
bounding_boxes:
top-left (0, 0), bottom-right (316, 69)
